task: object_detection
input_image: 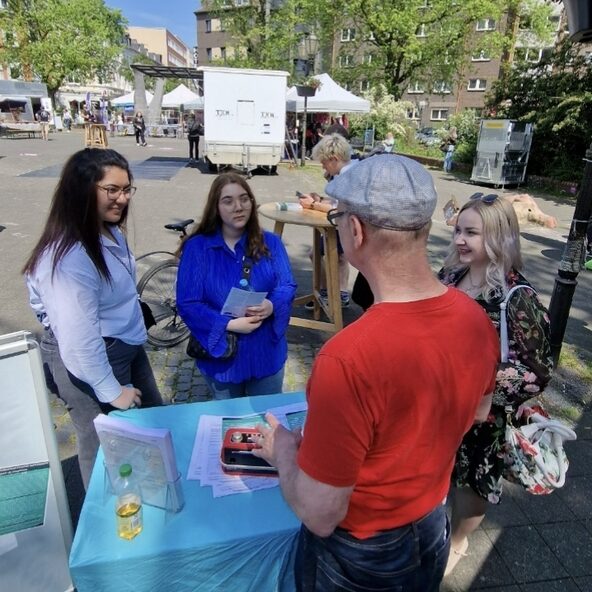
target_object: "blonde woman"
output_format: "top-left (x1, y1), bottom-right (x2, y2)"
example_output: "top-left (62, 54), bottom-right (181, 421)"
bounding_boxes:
top-left (439, 193), bottom-right (553, 575)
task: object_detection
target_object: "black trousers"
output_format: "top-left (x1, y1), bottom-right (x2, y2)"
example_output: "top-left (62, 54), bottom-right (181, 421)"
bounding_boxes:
top-left (189, 137), bottom-right (200, 159)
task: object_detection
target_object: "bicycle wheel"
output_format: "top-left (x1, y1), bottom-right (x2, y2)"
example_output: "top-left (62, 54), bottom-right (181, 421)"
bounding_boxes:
top-left (137, 261), bottom-right (189, 348)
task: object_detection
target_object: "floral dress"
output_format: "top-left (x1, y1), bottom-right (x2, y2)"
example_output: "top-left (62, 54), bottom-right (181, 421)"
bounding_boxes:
top-left (439, 268), bottom-right (553, 503)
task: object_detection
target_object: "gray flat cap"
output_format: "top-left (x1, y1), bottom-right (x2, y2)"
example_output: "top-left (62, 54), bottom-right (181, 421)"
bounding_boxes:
top-left (326, 154), bottom-right (437, 230)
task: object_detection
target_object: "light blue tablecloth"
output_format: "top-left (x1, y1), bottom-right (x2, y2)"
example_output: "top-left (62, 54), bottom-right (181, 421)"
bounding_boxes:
top-left (69, 392), bottom-right (305, 592)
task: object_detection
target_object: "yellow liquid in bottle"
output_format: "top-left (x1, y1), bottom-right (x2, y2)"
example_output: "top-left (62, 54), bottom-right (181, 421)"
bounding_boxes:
top-left (116, 500), bottom-right (143, 540)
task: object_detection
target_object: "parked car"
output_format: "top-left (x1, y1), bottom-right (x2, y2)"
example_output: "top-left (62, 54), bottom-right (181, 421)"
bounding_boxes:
top-left (415, 127), bottom-right (439, 146)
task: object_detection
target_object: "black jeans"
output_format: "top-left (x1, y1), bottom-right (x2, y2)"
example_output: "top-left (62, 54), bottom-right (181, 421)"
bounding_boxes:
top-left (189, 136), bottom-right (200, 159)
top-left (295, 504), bottom-right (450, 592)
top-left (135, 128), bottom-right (145, 144)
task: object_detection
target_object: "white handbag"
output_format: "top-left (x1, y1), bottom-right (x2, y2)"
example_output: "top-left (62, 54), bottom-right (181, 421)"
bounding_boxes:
top-left (500, 286), bottom-right (577, 494)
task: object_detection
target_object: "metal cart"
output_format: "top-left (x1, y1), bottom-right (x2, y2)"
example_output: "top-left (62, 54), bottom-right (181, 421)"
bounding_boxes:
top-left (470, 119), bottom-right (534, 188)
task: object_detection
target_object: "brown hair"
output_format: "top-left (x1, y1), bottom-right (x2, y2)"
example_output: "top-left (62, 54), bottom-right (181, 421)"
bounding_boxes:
top-left (22, 148), bottom-right (132, 281)
top-left (179, 172), bottom-right (269, 260)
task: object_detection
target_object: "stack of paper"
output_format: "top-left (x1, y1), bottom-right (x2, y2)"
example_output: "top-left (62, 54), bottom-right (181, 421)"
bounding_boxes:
top-left (188, 403), bottom-right (307, 498)
top-left (94, 414), bottom-right (184, 512)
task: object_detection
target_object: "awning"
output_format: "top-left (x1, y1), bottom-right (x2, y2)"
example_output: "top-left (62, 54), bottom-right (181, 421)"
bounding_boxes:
top-left (0, 95), bottom-right (29, 104)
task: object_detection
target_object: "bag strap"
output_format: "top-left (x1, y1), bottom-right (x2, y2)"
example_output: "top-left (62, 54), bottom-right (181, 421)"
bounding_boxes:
top-left (500, 285), bottom-right (536, 363)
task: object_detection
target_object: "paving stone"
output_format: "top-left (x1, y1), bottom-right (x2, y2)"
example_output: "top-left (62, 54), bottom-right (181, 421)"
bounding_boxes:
top-left (556, 476), bottom-right (592, 520)
top-left (574, 576), bottom-right (592, 591)
top-left (510, 484), bottom-right (576, 524)
top-left (536, 521), bottom-right (592, 577)
top-left (489, 525), bottom-right (567, 583)
top-left (520, 579), bottom-right (582, 592)
top-left (172, 391), bottom-right (189, 403)
top-left (563, 440), bottom-right (592, 477)
top-left (443, 530), bottom-right (514, 591)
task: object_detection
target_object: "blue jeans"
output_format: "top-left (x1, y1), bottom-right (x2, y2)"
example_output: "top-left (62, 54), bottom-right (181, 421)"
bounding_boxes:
top-left (295, 504), bottom-right (450, 592)
top-left (204, 367), bottom-right (285, 400)
top-left (40, 332), bottom-right (162, 489)
top-left (443, 150), bottom-right (454, 172)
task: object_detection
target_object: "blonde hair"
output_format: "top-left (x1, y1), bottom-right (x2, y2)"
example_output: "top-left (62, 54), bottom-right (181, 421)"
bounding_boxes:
top-left (312, 134), bottom-right (351, 164)
top-left (442, 197), bottom-right (522, 300)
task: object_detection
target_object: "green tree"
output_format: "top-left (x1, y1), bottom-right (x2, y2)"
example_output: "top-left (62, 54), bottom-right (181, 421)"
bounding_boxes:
top-left (487, 38), bottom-right (592, 181)
top-left (0, 0), bottom-right (126, 104)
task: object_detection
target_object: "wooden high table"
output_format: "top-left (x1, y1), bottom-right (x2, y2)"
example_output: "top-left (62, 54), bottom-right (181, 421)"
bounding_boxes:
top-left (259, 202), bottom-right (343, 333)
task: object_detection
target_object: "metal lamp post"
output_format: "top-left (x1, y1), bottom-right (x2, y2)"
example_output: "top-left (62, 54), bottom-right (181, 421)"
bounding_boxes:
top-left (297, 33), bottom-right (319, 167)
top-left (547, 0), bottom-right (592, 367)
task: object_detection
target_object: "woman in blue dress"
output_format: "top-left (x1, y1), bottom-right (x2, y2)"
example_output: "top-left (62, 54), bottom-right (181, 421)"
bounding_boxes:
top-left (177, 173), bottom-right (296, 399)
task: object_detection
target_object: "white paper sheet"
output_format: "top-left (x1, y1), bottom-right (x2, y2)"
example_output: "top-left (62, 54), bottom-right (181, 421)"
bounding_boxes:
top-left (221, 287), bottom-right (268, 318)
top-left (187, 403), bottom-right (307, 497)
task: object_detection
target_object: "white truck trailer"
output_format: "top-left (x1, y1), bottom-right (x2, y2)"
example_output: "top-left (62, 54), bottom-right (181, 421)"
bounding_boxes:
top-left (200, 66), bottom-right (288, 176)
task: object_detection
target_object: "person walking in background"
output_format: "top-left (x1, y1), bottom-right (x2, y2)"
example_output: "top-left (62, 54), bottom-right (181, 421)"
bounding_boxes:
top-left (253, 155), bottom-right (498, 592)
top-left (133, 111), bottom-right (147, 146)
top-left (187, 113), bottom-right (203, 164)
top-left (439, 193), bottom-right (552, 575)
top-left (62, 108), bottom-right (72, 132)
top-left (37, 106), bottom-right (51, 140)
top-left (441, 126), bottom-right (458, 173)
top-left (177, 173), bottom-right (296, 399)
top-left (23, 148), bottom-right (163, 489)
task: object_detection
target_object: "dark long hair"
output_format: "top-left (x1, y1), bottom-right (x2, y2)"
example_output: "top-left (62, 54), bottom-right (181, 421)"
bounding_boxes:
top-left (180, 172), bottom-right (269, 260)
top-left (22, 148), bottom-right (133, 281)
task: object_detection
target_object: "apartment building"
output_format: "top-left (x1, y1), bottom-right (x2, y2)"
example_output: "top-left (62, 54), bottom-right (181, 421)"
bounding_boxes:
top-left (195, 2), bottom-right (565, 127)
top-left (128, 26), bottom-right (192, 68)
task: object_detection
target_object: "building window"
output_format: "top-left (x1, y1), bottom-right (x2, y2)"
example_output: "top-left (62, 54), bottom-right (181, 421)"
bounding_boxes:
top-left (471, 50), bottom-right (490, 61)
top-left (221, 47), bottom-right (226, 60)
top-left (342, 82), bottom-right (351, 91)
top-left (363, 53), bottom-right (374, 65)
top-left (549, 15), bottom-right (561, 31)
top-left (205, 20), bottom-right (211, 33)
top-left (476, 18), bottom-right (496, 31)
top-left (467, 78), bottom-right (487, 91)
top-left (339, 54), bottom-right (354, 68)
top-left (407, 107), bottom-right (420, 120)
top-left (206, 48), bottom-right (212, 61)
top-left (407, 81), bottom-right (424, 94)
top-left (515, 47), bottom-right (543, 63)
top-left (341, 28), bottom-right (355, 42)
top-left (430, 108), bottom-right (448, 121)
top-left (433, 81), bottom-right (451, 94)
top-left (360, 80), bottom-right (370, 92)
top-left (366, 31), bottom-right (375, 41)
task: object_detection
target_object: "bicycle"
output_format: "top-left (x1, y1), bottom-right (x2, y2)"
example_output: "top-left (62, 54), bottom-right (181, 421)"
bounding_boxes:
top-left (136, 218), bottom-right (194, 348)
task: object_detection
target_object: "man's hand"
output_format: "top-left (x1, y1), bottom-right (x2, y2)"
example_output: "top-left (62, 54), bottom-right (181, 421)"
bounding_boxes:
top-left (251, 412), bottom-right (302, 469)
top-left (227, 316), bottom-right (263, 334)
top-left (245, 298), bottom-right (273, 320)
top-left (111, 385), bottom-right (142, 410)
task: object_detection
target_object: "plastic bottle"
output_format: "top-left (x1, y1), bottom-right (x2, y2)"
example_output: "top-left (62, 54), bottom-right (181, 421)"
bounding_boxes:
top-left (115, 463), bottom-right (143, 540)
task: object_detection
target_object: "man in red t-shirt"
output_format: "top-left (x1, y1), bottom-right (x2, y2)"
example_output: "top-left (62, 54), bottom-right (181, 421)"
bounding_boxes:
top-left (254, 155), bottom-right (499, 592)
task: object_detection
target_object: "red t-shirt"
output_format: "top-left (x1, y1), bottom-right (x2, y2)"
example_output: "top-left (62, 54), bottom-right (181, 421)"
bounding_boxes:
top-left (297, 288), bottom-right (498, 539)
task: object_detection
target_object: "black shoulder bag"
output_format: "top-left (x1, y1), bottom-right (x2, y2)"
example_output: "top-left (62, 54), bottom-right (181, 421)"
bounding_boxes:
top-left (186, 257), bottom-right (252, 360)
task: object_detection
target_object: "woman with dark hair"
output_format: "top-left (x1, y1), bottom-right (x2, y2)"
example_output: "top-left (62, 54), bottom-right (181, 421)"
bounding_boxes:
top-left (177, 172), bottom-right (296, 399)
top-left (439, 194), bottom-right (552, 575)
top-left (133, 111), bottom-right (147, 146)
top-left (23, 148), bottom-right (163, 489)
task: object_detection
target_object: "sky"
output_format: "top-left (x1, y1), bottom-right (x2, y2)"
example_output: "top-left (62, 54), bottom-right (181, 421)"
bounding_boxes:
top-left (105, 1), bottom-right (199, 49)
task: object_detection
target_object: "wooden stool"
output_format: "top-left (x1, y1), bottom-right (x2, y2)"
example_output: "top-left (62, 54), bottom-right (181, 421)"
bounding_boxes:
top-left (84, 124), bottom-right (108, 148)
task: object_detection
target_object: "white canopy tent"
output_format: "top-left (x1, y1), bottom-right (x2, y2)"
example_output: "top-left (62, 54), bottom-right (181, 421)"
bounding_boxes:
top-left (111, 90), bottom-right (153, 107)
top-left (286, 73), bottom-right (370, 113)
top-left (162, 83), bottom-right (201, 108)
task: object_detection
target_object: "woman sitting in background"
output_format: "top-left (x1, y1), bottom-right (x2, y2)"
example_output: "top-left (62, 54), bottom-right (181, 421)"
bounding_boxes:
top-left (177, 173), bottom-right (296, 399)
top-left (439, 193), bottom-right (553, 575)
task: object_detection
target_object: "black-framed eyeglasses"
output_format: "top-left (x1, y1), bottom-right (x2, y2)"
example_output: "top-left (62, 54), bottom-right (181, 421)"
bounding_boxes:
top-left (97, 185), bottom-right (137, 200)
top-left (327, 208), bottom-right (347, 228)
top-left (469, 192), bottom-right (498, 204)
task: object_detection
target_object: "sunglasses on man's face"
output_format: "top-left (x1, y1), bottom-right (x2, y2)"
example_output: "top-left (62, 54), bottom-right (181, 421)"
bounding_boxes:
top-left (469, 192), bottom-right (499, 204)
